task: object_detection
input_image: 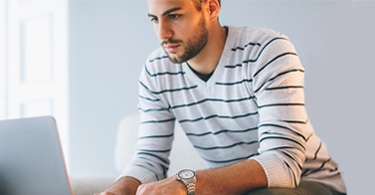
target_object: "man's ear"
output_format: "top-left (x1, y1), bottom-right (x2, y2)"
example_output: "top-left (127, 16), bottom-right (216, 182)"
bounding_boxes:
top-left (207, 0), bottom-right (220, 20)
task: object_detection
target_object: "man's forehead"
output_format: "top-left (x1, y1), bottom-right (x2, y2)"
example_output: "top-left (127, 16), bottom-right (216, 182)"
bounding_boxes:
top-left (147, 0), bottom-right (189, 3)
top-left (147, 0), bottom-right (194, 14)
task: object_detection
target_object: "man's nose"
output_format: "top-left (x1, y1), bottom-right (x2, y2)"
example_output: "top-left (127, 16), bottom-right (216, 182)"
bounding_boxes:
top-left (157, 20), bottom-right (173, 41)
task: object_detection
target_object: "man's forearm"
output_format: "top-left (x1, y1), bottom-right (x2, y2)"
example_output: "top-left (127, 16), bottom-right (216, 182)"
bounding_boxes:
top-left (195, 159), bottom-right (267, 194)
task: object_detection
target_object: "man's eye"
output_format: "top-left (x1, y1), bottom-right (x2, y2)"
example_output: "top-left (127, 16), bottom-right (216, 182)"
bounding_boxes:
top-left (169, 14), bottom-right (181, 20)
top-left (150, 17), bottom-right (158, 23)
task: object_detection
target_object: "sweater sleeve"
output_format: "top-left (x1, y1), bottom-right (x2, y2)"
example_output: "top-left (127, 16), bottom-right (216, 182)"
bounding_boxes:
top-left (119, 57), bottom-right (176, 184)
top-left (249, 33), bottom-right (311, 188)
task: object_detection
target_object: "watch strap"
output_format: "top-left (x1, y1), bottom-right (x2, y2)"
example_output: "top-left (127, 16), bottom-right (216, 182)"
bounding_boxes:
top-left (176, 169), bottom-right (196, 195)
top-left (186, 176), bottom-right (196, 195)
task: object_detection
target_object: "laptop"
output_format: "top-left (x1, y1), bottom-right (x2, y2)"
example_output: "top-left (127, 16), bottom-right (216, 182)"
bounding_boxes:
top-left (0, 116), bottom-right (73, 195)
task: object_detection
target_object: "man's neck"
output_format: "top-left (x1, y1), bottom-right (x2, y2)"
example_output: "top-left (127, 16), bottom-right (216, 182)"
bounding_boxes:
top-left (187, 25), bottom-right (227, 75)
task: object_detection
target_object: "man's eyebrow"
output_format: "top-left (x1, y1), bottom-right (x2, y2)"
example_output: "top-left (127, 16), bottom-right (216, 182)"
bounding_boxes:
top-left (147, 7), bottom-right (182, 18)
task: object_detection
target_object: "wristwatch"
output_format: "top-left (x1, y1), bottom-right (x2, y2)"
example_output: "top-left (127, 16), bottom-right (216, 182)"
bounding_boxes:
top-left (176, 169), bottom-right (196, 195)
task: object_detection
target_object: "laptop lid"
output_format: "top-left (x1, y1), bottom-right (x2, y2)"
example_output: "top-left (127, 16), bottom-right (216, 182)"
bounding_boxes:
top-left (0, 116), bottom-right (73, 195)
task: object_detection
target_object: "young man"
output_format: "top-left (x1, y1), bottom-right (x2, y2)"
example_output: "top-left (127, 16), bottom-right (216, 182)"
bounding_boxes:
top-left (97, 0), bottom-right (346, 194)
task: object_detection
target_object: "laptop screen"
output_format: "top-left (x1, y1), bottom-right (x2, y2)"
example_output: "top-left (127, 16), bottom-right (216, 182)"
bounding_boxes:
top-left (0, 116), bottom-right (73, 195)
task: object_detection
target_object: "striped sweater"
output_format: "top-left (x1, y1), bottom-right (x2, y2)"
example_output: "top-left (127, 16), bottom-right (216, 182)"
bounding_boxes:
top-left (121, 26), bottom-right (346, 193)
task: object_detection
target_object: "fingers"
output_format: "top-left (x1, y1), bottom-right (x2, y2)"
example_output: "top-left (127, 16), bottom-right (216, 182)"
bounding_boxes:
top-left (93, 192), bottom-right (115, 195)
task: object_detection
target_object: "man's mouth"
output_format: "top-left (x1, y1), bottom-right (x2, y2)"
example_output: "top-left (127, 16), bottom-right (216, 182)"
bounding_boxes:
top-left (161, 39), bottom-right (182, 53)
top-left (164, 43), bottom-right (180, 53)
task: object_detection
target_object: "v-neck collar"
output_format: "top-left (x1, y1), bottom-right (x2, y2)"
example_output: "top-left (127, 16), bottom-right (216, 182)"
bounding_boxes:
top-left (182, 26), bottom-right (235, 87)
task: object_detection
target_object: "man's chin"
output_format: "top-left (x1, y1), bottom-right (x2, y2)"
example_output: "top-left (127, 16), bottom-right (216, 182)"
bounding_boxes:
top-left (168, 57), bottom-right (182, 64)
top-left (166, 54), bottom-right (183, 64)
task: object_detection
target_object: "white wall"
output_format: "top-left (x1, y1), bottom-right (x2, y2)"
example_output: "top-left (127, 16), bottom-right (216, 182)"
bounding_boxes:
top-left (69, 0), bottom-right (375, 194)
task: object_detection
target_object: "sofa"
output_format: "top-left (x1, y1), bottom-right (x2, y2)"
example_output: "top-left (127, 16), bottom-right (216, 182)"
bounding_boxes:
top-left (71, 114), bottom-right (206, 195)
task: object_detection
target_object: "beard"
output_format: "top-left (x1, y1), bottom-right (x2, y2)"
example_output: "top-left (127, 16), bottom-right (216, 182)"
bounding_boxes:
top-left (161, 14), bottom-right (208, 64)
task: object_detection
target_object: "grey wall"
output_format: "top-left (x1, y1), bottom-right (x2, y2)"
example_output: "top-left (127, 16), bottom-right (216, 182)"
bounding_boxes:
top-left (69, 0), bottom-right (375, 194)
top-left (69, 0), bottom-right (155, 176)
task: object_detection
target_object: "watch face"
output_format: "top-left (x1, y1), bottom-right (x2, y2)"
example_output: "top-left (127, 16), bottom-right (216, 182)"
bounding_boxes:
top-left (178, 169), bottom-right (195, 179)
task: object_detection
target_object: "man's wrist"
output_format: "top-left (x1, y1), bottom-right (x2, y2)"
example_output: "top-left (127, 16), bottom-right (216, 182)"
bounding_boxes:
top-left (176, 169), bottom-right (196, 195)
top-left (175, 178), bottom-right (188, 193)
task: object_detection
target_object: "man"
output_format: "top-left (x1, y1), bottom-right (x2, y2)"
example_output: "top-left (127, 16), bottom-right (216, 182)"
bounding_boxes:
top-left (97, 0), bottom-right (346, 194)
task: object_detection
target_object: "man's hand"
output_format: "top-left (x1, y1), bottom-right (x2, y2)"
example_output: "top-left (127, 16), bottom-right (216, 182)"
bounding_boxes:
top-left (94, 176), bottom-right (141, 195)
top-left (95, 192), bottom-right (116, 195)
top-left (135, 176), bottom-right (186, 195)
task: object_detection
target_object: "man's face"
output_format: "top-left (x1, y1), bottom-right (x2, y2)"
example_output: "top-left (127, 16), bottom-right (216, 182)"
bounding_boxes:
top-left (147, 0), bottom-right (209, 63)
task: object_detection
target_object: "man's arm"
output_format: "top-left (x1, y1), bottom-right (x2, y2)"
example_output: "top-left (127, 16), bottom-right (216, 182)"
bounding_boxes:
top-left (136, 159), bottom-right (267, 195)
top-left (195, 159), bottom-right (267, 194)
top-left (95, 176), bottom-right (141, 195)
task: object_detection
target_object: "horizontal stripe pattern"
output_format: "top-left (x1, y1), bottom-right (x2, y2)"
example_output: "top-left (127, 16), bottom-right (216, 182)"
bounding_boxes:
top-left (121, 26), bottom-right (344, 193)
